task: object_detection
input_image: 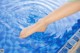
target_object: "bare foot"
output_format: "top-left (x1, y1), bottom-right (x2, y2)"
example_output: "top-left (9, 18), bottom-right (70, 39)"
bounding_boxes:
top-left (19, 22), bottom-right (47, 38)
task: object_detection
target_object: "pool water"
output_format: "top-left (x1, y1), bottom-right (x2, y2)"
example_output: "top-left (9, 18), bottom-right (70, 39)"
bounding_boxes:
top-left (0, 0), bottom-right (80, 53)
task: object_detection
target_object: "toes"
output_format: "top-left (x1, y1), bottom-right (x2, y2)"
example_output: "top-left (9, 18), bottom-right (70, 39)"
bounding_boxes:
top-left (19, 31), bottom-right (26, 38)
top-left (19, 34), bottom-right (25, 38)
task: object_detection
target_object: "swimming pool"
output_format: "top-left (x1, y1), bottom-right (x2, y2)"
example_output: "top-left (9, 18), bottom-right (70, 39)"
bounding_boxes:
top-left (0, 0), bottom-right (80, 53)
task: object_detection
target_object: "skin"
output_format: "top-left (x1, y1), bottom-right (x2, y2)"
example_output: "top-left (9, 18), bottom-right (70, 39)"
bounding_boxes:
top-left (19, 1), bottom-right (80, 38)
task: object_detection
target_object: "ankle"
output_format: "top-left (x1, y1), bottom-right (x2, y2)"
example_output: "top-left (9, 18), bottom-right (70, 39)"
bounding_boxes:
top-left (37, 19), bottom-right (48, 26)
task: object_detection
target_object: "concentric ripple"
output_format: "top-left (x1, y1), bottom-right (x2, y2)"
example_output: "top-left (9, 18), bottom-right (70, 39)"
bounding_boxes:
top-left (0, 0), bottom-right (80, 53)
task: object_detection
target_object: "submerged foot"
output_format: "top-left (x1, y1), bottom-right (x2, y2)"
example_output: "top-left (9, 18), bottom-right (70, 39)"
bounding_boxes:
top-left (20, 22), bottom-right (47, 38)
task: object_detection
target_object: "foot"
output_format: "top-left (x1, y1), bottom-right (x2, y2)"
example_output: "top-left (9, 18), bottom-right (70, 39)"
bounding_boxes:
top-left (19, 22), bottom-right (47, 38)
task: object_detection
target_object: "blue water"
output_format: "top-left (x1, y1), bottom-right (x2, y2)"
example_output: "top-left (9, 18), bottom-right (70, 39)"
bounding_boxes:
top-left (0, 0), bottom-right (80, 53)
